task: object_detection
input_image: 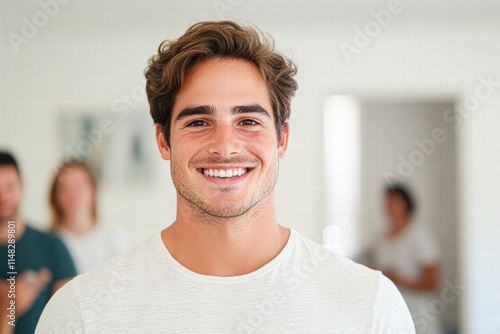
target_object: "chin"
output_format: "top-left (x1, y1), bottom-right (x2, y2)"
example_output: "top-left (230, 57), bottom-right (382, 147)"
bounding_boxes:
top-left (198, 201), bottom-right (253, 218)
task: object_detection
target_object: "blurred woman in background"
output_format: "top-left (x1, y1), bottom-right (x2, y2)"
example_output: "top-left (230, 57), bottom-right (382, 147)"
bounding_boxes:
top-left (49, 161), bottom-right (130, 274)
top-left (373, 184), bottom-right (443, 334)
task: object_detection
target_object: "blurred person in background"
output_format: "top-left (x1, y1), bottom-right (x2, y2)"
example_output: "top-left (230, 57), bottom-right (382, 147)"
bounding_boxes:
top-left (373, 184), bottom-right (443, 334)
top-left (49, 160), bottom-right (130, 275)
top-left (0, 151), bottom-right (76, 334)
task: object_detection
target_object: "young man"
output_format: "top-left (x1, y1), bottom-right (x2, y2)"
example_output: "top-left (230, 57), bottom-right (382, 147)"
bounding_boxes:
top-left (0, 151), bottom-right (76, 334)
top-left (36, 21), bottom-right (415, 333)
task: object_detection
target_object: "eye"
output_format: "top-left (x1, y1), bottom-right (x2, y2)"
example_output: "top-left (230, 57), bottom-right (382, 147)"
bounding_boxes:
top-left (240, 119), bottom-right (259, 126)
top-left (187, 120), bottom-right (208, 127)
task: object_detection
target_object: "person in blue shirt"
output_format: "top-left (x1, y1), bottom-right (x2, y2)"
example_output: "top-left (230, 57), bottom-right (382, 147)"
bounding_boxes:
top-left (0, 151), bottom-right (77, 334)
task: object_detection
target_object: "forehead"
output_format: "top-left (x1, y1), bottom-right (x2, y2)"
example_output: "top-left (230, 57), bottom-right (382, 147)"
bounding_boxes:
top-left (0, 166), bottom-right (20, 182)
top-left (174, 57), bottom-right (272, 114)
top-left (58, 167), bottom-right (90, 182)
top-left (387, 193), bottom-right (406, 202)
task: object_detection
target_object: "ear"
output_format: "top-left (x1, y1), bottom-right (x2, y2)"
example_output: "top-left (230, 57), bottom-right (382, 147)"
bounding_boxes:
top-left (278, 121), bottom-right (289, 159)
top-left (155, 124), bottom-right (171, 160)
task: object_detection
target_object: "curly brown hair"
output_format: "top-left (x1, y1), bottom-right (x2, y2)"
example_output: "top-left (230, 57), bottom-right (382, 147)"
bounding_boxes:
top-left (144, 20), bottom-right (298, 146)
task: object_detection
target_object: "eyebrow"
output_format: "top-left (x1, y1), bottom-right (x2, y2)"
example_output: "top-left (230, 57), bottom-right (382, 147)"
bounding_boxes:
top-left (174, 104), bottom-right (271, 123)
top-left (174, 105), bottom-right (215, 123)
top-left (232, 105), bottom-right (271, 118)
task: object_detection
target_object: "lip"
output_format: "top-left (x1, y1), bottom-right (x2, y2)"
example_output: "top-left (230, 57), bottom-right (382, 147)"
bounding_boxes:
top-left (196, 167), bottom-right (254, 185)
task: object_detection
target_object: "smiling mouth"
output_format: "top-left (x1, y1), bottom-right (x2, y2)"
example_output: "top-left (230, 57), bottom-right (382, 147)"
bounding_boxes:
top-left (197, 168), bottom-right (252, 178)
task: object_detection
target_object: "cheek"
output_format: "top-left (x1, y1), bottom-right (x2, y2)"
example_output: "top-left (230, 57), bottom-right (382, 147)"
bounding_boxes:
top-left (385, 201), bottom-right (395, 213)
top-left (172, 129), bottom-right (279, 165)
top-left (386, 200), bottom-right (404, 215)
top-left (171, 137), bottom-right (201, 168)
top-left (56, 190), bottom-right (73, 207)
top-left (55, 189), bottom-right (66, 203)
top-left (249, 137), bottom-right (279, 166)
top-left (81, 188), bottom-right (94, 203)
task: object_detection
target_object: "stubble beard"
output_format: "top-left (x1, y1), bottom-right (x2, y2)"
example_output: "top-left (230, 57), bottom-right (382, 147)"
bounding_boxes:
top-left (0, 205), bottom-right (18, 224)
top-left (170, 154), bottom-right (279, 219)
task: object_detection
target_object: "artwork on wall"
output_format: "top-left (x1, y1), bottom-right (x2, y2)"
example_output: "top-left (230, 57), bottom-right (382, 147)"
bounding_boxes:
top-left (58, 111), bottom-right (157, 186)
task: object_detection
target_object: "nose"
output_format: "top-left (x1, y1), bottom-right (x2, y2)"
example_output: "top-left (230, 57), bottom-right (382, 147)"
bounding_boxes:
top-left (208, 123), bottom-right (242, 157)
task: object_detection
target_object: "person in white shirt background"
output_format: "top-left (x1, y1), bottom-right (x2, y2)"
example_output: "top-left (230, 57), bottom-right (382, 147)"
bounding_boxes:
top-left (373, 184), bottom-right (443, 334)
top-left (49, 160), bottom-right (130, 274)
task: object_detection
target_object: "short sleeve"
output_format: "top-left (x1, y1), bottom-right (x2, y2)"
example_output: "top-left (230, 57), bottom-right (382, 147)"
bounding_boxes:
top-left (50, 237), bottom-right (77, 281)
top-left (372, 274), bottom-right (416, 334)
top-left (35, 280), bottom-right (85, 333)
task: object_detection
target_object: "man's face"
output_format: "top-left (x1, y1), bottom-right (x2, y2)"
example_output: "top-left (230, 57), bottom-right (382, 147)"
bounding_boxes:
top-left (385, 193), bottom-right (408, 222)
top-left (156, 57), bottom-right (288, 218)
top-left (0, 166), bottom-right (23, 221)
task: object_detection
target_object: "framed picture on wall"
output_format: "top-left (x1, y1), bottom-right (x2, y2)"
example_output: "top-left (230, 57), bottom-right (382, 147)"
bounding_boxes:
top-left (58, 111), bottom-right (157, 186)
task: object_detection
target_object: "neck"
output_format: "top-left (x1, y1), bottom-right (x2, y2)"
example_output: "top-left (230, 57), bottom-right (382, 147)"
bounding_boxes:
top-left (0, 214), bottom-right (26, 244)
top-left (60, 212), bottom-right (95, 235)
top-left (162, 192), bottom-right (290, 277)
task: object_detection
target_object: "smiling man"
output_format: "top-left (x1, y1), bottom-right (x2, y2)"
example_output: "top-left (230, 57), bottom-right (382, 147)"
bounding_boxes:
top-left (36, 21), bottom-right (415, 333)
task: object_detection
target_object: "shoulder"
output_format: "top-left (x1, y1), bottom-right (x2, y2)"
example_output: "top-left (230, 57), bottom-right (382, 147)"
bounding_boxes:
top-left (372, 275), bottom-right (416, 333)
top-left (287, 230), bottom-right (414, 329)
top-left (291, 230), bottom-right (378, 272)
top-left (25, 225), bottom-right (55, 240)
top-left (289, 230), bottom-right (383, 289)
top-left (291, 232), bottom-right (414, 332)
top-left (25, 225), bottom-right (67, 248)
top-left (35, 279), bottom-right (84, 333)
top-left (37, 235), bottom-right (160, 331)
top-left (412, 223), bottom-right (434, 239)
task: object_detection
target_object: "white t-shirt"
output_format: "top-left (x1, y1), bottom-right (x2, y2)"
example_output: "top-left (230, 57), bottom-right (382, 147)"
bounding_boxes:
top-left (36, 228), bottom-right (415, 334)
top-left (373, 224), bottom-right (442, 334)
top-left (56, 225), bottom-right (130, 274)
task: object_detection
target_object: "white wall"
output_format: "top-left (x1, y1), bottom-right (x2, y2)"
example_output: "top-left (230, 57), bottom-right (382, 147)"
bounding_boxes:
top-left (1, 1), bottom-right (500, 332)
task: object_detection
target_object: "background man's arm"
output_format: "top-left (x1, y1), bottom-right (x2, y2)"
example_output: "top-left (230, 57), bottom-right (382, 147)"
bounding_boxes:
top-left (0, 269), bottom-right (52, 334)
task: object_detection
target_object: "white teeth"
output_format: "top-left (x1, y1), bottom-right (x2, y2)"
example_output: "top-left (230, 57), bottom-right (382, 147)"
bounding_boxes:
top-left (203, 168), bottom-right (249, 178)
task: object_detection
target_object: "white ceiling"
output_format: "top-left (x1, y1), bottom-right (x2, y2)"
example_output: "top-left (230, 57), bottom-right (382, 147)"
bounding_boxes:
top-left (1, 0), bottom-right (499, 38)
